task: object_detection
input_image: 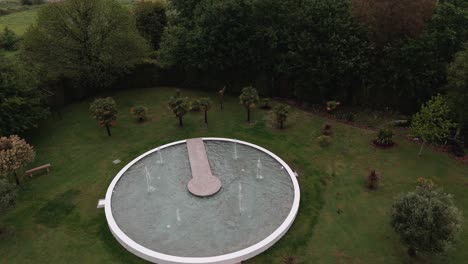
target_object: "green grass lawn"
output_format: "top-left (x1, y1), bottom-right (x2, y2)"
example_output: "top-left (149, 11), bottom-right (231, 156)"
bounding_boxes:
top-left (0, 8), bottom-right (38, 35)
top-left (0, 87), bottom-right (466, 264)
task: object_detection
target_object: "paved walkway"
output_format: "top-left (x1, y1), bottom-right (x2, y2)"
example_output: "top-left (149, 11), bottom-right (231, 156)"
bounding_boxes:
top-left (186, 138), bottom-right (221, 196)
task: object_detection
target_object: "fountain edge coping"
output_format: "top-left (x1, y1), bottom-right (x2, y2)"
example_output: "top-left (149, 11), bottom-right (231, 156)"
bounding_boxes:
top-left (103, 137), bottom-right (301, 264)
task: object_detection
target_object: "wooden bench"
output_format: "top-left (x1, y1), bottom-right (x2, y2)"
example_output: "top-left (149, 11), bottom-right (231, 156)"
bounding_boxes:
top-left (25, 164), bottom-right (51, 178)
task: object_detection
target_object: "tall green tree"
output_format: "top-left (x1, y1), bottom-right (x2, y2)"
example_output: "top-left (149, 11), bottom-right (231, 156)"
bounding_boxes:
top-left (391, 179), bottom-right (463, 257)
top-left (446, 45), bottom-right (468, 138)
top-left (0, 56), bottom-right (49, 136)
top-left (21, 0), bottom-right (149, 97)
top-left (239, 86), bottom-right (259, 122)
top-left (411, 95), bottom-right (455, 155)
top-left (168, 90), bottom-right (189, 127)
top-left (89, 97), bottom-right (118, 137)
top-left (134, 0), bottom-right (167, 50)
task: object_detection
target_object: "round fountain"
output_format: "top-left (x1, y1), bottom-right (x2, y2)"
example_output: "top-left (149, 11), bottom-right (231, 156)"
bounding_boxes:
top-left (101, 138), bottom-right (300, 264)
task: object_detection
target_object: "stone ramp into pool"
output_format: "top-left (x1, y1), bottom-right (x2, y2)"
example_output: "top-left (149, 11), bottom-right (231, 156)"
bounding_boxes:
top-left (186, 138), bottom-right (222, 196)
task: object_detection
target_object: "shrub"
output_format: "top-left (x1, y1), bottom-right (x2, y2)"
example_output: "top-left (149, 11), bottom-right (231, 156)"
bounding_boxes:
top-left (0, 27), bottom-right (19, 51)
top-left (342, 112), bottom-right (355, 122)
top-left (189, 99), bottom-right (201, 111)
top-left (326, 100), bottom-right (340, 112)
top-left (374, 128), bottom-right (394, 147)
top-left (0, 178), bottom-right (17, 214)
top-left (367, 170), bottom-right (380, 189)
top-left (130, 105), bottom-right (148, 122)
top-left (0, 135), bottom-right (35, 185)
top-left (260, 98), bottom-right (272, 109)
top-left (317, 135), bottom-right (332, 147)
top-left (391, 179), bottom-right (462, 257)
top-left (322, 123), bottom-right (332, 135)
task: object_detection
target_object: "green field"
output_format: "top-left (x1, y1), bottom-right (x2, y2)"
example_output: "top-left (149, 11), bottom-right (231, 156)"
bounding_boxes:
top-left (0, 87), bottom-right (466, 264)
top-left (0, 8), bottom-right (38, 35)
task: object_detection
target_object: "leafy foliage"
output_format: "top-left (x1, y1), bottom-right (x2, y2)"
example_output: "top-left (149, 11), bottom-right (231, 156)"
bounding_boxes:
top-left (239, 86), bottom-right (259, 122)
top-left (168, 90), bottom-right (189, 126)
top-left (273, 104), bottom-right (289, 129)
top-left (0, 135), bottom-right (35, 185)
top-left (374, 128), bottom-right (394, 146)
top-left (89, 97), bottom-right (118, 136)
top-left (189, 99), bottom-right (201, 112)
top-left (446, 45), bottom-right (468, 135)
top-left (411, 95), bottom-right (455, 145)
top-left (21, 0), bottom-right (149, 95)
top-left (130, 105), bottom-right (148, 122)
top-left (134, 0), bottom-right (167, 50)
top-left (0, 56), bottom-right (49, 136)
top-left (0, 178), bottom-right (17, 215)
top-left (322, 123), bottom-right (332, 135)
top-left (0, 27), bottom-right (19, 51)
top-left (391, 179), bottom-right (463, 256)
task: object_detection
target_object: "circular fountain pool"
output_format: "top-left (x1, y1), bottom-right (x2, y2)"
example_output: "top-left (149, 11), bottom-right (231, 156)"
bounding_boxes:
top-left (104, 138), bottom-right (300, 264)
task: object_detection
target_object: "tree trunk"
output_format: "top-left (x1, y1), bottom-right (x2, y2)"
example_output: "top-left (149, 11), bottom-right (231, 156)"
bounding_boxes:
top-left (407, 247), bottom-right (416, 257)
top-left (204, 110), bottom-right (208, 124)
top-left (106, 125), bottom-right (111, 137)
top-left (14, 172), bottom-right (20, 186)
top-left (247, 107), bottom-right (250, 122)
top-left (280, 120), bottom-right (284, 129)
top-left (179, 115), bottom-right (183, 127)
top-left (418, 141), bottom-right (425, 156)
top-left (220, 99), bottom-right (223, 110)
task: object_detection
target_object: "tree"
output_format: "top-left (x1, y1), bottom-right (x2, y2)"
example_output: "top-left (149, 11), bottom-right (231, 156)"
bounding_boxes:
top-left (0, 56), bottom-right (49, 136)
top-left (273, 104), bottom-right (289, 129)
top-left (391, 178), bottom-right (462, 257)
top-left (199, 97), bottom-right (212, 124)
top-left (411, 95), bottom-right (455, 155)
top-left (0, 27), bottom-right (19, 51)
top-left (446, 45), bottom-right (468, 138)
top-left (239, 86), bottom-right (259, 122)
top-left (0, 178), bottom-right (17, 215)
top-left (89, 97), bottom-right (118, 136)
top-left (134, 0), bottom-right (167, 50)
top-left (0, 135), bottom-right (35, 185)
top-left (130, 105), bottom-right (148, 122)
top-left (21, 0), bottom-right (149, 97)
top-left (168, 90), bottom-right (189, 127)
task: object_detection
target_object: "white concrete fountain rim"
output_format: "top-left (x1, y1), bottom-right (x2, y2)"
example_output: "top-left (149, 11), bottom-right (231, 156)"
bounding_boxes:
top-left (104, 137), bottom-right (301, 264)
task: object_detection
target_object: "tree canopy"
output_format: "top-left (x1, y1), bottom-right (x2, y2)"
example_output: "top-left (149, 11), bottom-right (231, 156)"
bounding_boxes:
top-left (0, 56), bottom-right (49, 136)
top-left (391, 179), bottom-right (463, 256)
top-left (89, 97), bottom-right (118, 136)
top-left (21, 0), bottom-right (149, 96)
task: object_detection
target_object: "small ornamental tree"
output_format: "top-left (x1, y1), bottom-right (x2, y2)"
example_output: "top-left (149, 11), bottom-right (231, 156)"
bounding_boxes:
top-left (218, 86), bottom-right (226, 110)
top-left (391, 179), bottom-right (463, 257)
top-left (168, 90), bottom-right (189, 127)
top-left (239, 86), bottom-right (259, 122)
top-left (0, 135), bottom-right (35, 185)
top-left (130, 105), bottom-right (148, 122)
top-left (273, 104), bottom-right (289, 129)
top-left (199, 97), bottom-right (212, 124)
top-left (89, 97), bottom-right (118, 136)
top-left (410, 95), bottom-right (455, 156)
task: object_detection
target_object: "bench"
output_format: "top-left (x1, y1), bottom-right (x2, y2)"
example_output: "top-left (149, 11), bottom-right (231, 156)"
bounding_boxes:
top-left (25, 164), bottom-right (51, 178)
